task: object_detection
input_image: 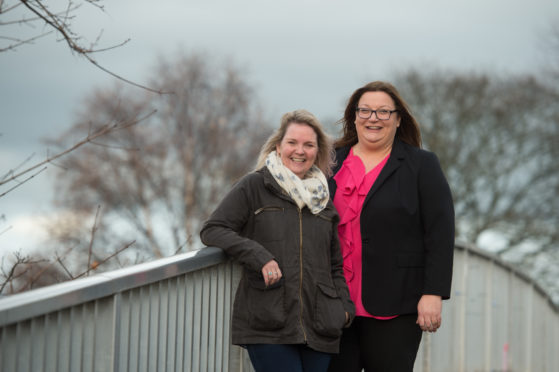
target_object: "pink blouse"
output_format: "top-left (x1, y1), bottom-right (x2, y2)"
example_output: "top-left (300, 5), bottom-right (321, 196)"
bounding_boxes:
top-left (333, 148), bottom-right (396, 319)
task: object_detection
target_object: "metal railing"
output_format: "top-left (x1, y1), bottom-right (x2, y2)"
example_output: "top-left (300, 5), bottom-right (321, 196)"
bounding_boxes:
top-left (0, 247), bottom-right (249, 372)
top-left (0, 243), bottom-right (558, 372)
top-left (417, 243), bottom-right (559, 372)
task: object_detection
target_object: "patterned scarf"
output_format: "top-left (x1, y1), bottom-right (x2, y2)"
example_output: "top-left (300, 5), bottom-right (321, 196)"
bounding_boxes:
top-left (265, 151), bottom-right (329, 214)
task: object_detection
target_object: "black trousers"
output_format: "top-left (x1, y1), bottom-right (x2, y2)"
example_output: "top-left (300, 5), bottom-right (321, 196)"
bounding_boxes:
top-left (328, 315), bottom-right (423, 372)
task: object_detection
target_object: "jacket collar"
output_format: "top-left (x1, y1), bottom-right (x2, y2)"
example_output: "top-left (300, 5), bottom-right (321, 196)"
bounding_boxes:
top-left (259, 167), bottom-right (283, 193)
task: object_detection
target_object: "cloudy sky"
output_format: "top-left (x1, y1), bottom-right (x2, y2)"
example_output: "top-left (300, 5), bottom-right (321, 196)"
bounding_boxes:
top-left (1, 0), bottom-right (557, 253)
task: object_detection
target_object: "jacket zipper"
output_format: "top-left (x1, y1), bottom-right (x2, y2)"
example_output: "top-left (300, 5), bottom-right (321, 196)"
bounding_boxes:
top-left (298, 207), bottom-right (307, 343)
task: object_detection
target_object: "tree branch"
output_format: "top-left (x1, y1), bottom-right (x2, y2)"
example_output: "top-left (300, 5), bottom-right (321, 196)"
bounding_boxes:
top-left (0, 166), bottom-right (47, 198)
top-left (5, 1), bottom-right (168, 93)
top-left (0, 109), bottom-right (156, 192)
top-left (73, 240), bottom-right (135, 280)
top-left (86, 205), bottom-right (101, 276)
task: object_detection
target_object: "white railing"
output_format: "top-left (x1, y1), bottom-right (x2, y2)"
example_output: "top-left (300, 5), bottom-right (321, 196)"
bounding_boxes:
top-left (0, 247), bottom-right (250, 372)
top-left (416, 243), bottom-right (559, 372)
top-left (0, 243), bottom-right (558, 372)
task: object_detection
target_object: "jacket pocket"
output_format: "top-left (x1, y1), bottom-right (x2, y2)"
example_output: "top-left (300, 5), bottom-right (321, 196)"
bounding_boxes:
top-left (247, 277), bottom-right (286, 330)
top-left (253, 206), bottom-right (285, 242)
top-left (313, 283), bottom-right (346, 338)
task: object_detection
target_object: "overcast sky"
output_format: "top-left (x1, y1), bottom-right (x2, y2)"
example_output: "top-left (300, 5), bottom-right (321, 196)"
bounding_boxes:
top-left (1, 0), bottom-right (558, 253)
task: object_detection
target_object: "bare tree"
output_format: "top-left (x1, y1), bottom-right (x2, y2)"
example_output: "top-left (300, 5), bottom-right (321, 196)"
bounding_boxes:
top-left (0, 250), bottom-right (63, 294)
top-left (0, 113), bottom-right (152, 197)
top-left (0, 0), bottom-right (162, 92)
top-left (0, 223), bottom-right (136, 295)
top-left (394, 69), bottom-right (559, 301)
top-left (0, 1), bottom-right (166, 293)
top-left (1, 0), bottom-right (111, 52)
top-left (0, 101), bottom-right (151, 294)
top-left (45, 51), bottom-right (271, 260)
top-left (539, 18), bottom-right (559, 85)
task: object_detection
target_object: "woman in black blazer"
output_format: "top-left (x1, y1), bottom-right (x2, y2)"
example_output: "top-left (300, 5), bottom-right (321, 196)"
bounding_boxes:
top-left (327, 81), bottom-right (455, 372)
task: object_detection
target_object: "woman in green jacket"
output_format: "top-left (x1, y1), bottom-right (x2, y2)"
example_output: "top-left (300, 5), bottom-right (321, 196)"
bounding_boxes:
top-left (200, 109), bottom-right (355, 372)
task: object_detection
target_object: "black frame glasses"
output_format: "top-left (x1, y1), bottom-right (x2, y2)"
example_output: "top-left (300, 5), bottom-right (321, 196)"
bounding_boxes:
top-left (355, 108), bottom-right (398, 120)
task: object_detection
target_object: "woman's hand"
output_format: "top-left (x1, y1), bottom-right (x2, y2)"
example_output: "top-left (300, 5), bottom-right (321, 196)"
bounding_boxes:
top-left (416, 294), bottom-right (442, 332)
top-left (261, 260), bottom-right (282, 287)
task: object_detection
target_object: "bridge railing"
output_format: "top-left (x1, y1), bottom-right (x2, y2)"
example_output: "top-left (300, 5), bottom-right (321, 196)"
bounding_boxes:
top-left (0, 243), bottom-right (558, 372)
top-left (419, 243), bottom-right (559, 372)
top-left (0, 247), bottom-right (249, 372)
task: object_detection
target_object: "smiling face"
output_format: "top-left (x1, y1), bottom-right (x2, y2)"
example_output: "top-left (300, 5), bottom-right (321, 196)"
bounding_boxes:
top-left (355, 91), bottom-right (400, 151)
top-left (276, 122), bottom-right (318, 178)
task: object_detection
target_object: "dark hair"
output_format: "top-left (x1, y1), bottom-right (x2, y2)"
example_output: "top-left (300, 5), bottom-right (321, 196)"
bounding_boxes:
top-left (334, 81), bottom-right (422, 149)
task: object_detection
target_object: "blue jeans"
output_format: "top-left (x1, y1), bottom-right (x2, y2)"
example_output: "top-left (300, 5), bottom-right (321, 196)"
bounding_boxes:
top-left (246, 344), bottom-right (332, 372)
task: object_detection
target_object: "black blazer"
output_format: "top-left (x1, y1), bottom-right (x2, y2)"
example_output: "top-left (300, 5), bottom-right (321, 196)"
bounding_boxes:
top-left (328, 139), bottom-right (455, 316)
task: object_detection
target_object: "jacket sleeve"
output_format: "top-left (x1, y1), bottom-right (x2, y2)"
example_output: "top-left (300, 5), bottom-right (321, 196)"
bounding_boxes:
top-left (418, 151), bottom-right (455, 299)
top-left (330, 215), bottom-right (356, 324)
top-left (199, 176), bottom-right (275, 273)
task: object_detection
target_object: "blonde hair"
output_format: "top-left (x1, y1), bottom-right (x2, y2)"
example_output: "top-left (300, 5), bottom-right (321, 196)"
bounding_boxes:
top-left (255, 109), bottom-right (334, 177)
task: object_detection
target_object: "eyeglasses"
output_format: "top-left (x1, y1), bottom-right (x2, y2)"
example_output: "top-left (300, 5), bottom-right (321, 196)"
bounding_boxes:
top-left (355, 108), bottom-right (398, 120)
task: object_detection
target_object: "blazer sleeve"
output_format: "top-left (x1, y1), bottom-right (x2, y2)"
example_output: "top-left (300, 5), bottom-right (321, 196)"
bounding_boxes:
top-left (199, 176), bottom-right (275, 273)
top-left (418, 151), bottom-right (455, 299)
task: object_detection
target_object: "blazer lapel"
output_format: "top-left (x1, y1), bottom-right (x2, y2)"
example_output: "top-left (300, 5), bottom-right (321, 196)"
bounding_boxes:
top-left (363, 139), bottom-right (406, 206)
